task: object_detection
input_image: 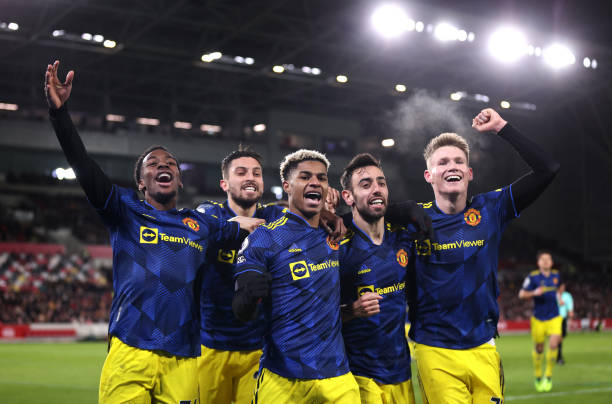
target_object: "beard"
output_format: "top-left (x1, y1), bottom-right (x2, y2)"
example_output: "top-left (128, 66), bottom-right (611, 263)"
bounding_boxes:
top-left (355, 203), bottom-right (386, 223)
top-left (229, 189), bottom-right (260, 210)
top-left (151, 190), bottom-right (177, 205)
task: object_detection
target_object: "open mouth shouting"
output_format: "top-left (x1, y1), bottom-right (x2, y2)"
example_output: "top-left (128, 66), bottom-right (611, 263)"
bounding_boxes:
top-left (304, 190), bottom-right (322, 207)
top-left (155, 171), bottom-right (174, 188)
top-left (444, 173), bottom-right (463, 183)
top-left (241, 183), bottom-right (259, 194)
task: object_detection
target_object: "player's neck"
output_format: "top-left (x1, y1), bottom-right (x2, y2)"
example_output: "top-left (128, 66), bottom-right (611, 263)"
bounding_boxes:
top-left (227, 197), bottom-right (257, 218)
top-left (434, 190), bottom-right (467, 214)
top-left (145, 194), bottom-right (177, 211)
top-left (352, 210), bottom-right (384, 245)
top-left (288, 205), bottom-right (320, 227)
top-left (540, 268), bottom-right (552, 276)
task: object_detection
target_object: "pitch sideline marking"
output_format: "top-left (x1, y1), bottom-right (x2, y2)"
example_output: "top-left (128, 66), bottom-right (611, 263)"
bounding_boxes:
top-left (506, 386), bottom-right (612, 401)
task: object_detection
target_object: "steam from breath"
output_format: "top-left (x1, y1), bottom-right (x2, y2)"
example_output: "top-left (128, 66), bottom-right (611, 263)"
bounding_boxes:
top-left (389, 89), bottom-right (489, 163)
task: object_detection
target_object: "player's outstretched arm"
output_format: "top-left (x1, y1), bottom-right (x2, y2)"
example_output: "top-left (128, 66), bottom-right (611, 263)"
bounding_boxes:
top-left (45, 60), bottom-right (112, 209)
top-left (472, 108), bottom-right (560, 214)
top-left (518, 286), bottom-right (544, 300)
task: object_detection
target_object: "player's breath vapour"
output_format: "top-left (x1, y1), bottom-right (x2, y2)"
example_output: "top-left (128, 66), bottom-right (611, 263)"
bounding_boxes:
top-left (389, 90), bottom-right (489, 163)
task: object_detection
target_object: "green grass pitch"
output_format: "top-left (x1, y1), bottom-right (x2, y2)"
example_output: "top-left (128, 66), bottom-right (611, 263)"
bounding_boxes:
top-left (0, 332), bottom-right (610, 403)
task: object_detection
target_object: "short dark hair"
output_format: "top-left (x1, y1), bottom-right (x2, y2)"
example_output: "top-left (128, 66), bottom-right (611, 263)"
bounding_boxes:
top-left (133, 145), bottom-right (181, 190)
top-left (536, 250), bottom-right (553, 260)
top-left (340, 153), bottom-right (382, 190)
top-left (221, 146), bottom-right (263, 179)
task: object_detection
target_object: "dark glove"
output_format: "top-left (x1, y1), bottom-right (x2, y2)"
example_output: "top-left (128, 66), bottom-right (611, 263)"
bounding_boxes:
top-left (387, 201), bottom-right (434, 242)
top-left (232, 271), bottom-right (270, 322)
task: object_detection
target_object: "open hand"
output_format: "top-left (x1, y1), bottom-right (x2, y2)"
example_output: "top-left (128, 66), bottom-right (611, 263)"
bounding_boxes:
top-left (44, 60), bottom-right (74, 109)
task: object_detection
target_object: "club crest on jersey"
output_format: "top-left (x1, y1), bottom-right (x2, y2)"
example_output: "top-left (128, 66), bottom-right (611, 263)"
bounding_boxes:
top-left (182, 217), bottom-right (200, 232)
top-left (289, 260), bottom-right (310, 281)
top-left (139, 226), bottom-right (158, 244)
top-left (396, 249), bottom-right (409, 267)
top-left (553, 277), bottom-right (558, 284)
top-left (326, 236), bottom-right (340, 250)
top-left (464, 208), bottom-right (482, 226)
top-left (357, 285), bottom-right (375, 296)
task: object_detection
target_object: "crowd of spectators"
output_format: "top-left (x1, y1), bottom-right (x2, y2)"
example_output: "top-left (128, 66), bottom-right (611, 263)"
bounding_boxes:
top-left (0, 251), bottom-right (111, 323)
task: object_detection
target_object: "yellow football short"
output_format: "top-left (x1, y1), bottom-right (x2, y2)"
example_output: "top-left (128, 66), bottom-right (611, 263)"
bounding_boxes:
top-left (354, 375), bottom-right (415, 404)
top-left (531, 316), bottom-right (563, 344)
top-left (252, 367), bottom-right (360, 404)
top-left (99, 336), bottom-right (198, 404)
top-left (197, 345), bottom-right (261, 404)
top-left (414, 341), bottom-right (504, 404)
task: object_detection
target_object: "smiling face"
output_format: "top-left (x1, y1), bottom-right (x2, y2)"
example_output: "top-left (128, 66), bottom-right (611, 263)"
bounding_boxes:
top-left (221, 156), bottom-right (264, 209)
top-left (537, 253), bottom-right (553, 272)
top-left (342, 165), bottom-right (388, 223)
top-left (424, 145), bottom-right (473, 198)
top-left (283, 160), bottom-right (328, 219)
top-left (138, 148), bottom-right (182, 207)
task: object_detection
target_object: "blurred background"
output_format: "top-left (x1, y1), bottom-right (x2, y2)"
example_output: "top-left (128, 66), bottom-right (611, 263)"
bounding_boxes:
top-left (0, 1), bottom-right (611, 394)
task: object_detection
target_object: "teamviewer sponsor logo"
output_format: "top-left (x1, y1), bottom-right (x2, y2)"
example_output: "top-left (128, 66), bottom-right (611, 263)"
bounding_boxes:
top-left (357, 285), bottom-right (375, 296)
top-left (290, 260), bottom-right (310, 281)
top-left (139, 226), bottom-right (158, 244)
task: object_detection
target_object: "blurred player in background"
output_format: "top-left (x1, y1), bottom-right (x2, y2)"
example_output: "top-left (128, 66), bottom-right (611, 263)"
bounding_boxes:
top-left (388, 108), bottom-right (560, 403)
top-left (519, 250), bottom-right (562, 392)
top-left (44, 60), bottom-right (262, 403)
top-left (338, 153), bottom-right (416, 404)
top-left (232, 150), bottom-right (360, 403)
top-left (557, 283), bottom-right (574, 364)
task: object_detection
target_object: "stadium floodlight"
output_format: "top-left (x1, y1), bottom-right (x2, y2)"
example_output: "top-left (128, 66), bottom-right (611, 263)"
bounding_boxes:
top-left (395, 84), bottom-right (407, 92)
top-left (0, 102), bottom-right (18, 111)
top-left (371, 4), bottom-right (411, 38)
top-left (253, 124), bottom-right (266, 133)
top-left (591, 59), bottom-right (598, 69)
top-left (105, 114), bottom-right (125, 122)
top-left (173, 121), bottom-right (192, 130)
top-left (272, 65), bottom-right (284, 73)
top-left (434, 22), bottom-right (459, 41)
top-left (500, 100), bottom-right (511, 109)
top-left (302, 66), bottom-right (312, 74)
top-left (583, 57), bottom-right (591, 68)
top-left (311, 67), bottom-right (321, 75)
top-left (534, 46), bottom-right (542, 56)
top-left (450, 91), bottom-right (465, 101)
top-left (200, 124), bottom-right (222, 134)
top-left (201, 54), bottom-right (214, 62)
top-left (244, 57), bottom-right (255, 65)
top-left (53, 167), bottom-right (76, 180)
top-left (103, 39), bottom-right (116, 48)
top-left (336, 75), bottom-right (348, 83)
top-left (381, 138), bottom-right (395, 147)
top-left (93, 34), bottom-right (104, 43)
top-left (209, 51), bottom-right (222, 60)
top-left (271, 186), bottom-right (283, 200)
top-left (415, 21), bottom-right (424, 32)
top-left (81, 32), bottom-right (92, 41)
top-left (467, 32), bottom-right (476, 42)
top-left (136, 117), bottom-right (160, 126)
top-left (543, 44), bottom-right (575, 68)
top-left (474, 94), bottom-right (490, 102)
top-left (234, 56), bottom-right (245, 63)
top-left (457, 29), bottom-right (468, 42)
top-left (488, 27), bottom-right (528, 63)
top-left (52, 30), bottom-right (65, 37)
top-left (8, 22), bottom-right (18, 31)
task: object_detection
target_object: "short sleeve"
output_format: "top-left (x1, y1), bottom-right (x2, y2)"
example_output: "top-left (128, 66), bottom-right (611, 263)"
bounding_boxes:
top-left (234, 228), bottom-right (271, 277)
top-left (522, 275), bottom-right (535, 291)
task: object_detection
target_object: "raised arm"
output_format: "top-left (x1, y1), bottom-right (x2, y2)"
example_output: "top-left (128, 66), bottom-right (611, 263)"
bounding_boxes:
top-left (45, 61), bottom-right (112, 209)
top-left (472, 108), bottom-right (560, 214)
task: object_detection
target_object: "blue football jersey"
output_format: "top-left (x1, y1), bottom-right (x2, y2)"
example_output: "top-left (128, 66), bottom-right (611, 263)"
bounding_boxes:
top-left (522, 270), bottom-right (561, 321)
top-left (100, 185), bottom-right (239, 357)
top-left (339, 221), bottom-right (412, 384)
top-left (196, 200), bottom-right (285, 351)
top-left (234, 211), bottom-right (349, 379)
top-left (409, 186), bottom-right (518, 349)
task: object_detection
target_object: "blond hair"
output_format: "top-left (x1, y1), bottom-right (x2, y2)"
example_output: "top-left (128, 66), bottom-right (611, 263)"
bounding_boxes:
top-left (279, 149), bottom-right (330, 182)
top-left (423, 132), bottom-right (470, 167)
